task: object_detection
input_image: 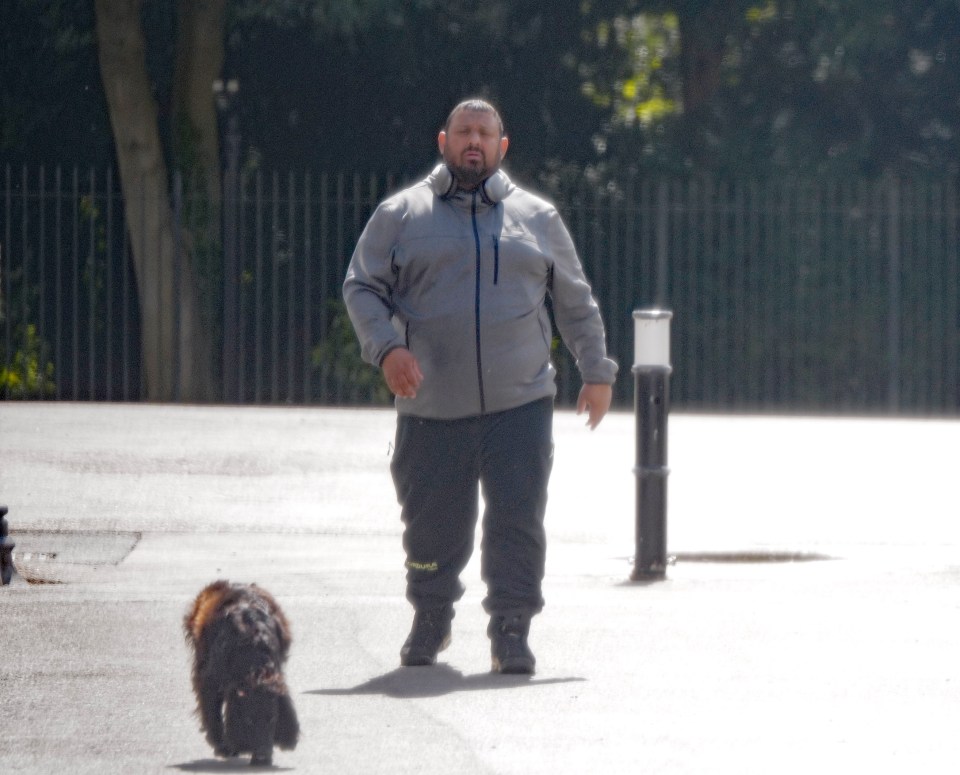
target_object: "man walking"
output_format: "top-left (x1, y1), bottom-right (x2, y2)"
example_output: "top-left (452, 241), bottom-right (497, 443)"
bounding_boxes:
top-left (343, 98), bottom-right (617, 674)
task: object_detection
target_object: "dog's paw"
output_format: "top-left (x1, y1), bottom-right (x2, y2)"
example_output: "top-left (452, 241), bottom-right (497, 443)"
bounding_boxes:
top-left (214, 744), bottom-right (238, 759)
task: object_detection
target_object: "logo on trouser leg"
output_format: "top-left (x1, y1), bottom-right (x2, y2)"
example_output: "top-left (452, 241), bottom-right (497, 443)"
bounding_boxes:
top-left (405, 560), bottom-right (439, 572)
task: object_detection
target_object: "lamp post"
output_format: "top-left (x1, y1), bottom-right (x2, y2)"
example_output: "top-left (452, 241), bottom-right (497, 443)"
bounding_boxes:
top-left (631, 309), bottom-right (672, 581)
top-left (214, 78), bottom-right (241, 402)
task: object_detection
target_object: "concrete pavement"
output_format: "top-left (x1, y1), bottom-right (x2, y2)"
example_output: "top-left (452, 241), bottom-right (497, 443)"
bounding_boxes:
top-left (1, 403), bottom-right (958, 773)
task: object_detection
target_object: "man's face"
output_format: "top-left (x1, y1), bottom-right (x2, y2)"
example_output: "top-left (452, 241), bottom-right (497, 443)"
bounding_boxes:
top-left (438, 109), bottom-right (509, 189)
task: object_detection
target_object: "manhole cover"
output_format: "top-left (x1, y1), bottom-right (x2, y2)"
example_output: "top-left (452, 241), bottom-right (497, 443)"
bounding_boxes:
top-left (672, 550), bottom-right (835, 564)
top-left (10, 530), bottom-right (141, 584)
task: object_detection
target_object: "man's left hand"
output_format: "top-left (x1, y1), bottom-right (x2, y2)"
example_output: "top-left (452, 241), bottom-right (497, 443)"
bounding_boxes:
top-left (576, 383), bottom-right (613, 430)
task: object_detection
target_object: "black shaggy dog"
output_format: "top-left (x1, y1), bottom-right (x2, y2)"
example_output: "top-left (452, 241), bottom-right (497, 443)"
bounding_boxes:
top-left (184, 580), bottom-right (300, 766)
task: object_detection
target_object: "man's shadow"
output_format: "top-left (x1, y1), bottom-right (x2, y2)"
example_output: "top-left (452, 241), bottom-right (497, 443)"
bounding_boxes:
top-left (307, 664), bottom-right (585, 699)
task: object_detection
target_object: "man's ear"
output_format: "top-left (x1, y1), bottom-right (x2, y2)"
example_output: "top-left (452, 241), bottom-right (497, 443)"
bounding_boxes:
top-left (499, 135), bottom-right (509, 159)
top-left (438, 130), bottom-right (447, 154)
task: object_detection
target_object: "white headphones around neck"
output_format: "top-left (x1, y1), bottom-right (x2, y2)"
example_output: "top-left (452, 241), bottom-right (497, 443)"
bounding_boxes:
top-left (428, 163), bottom-right (510, 205)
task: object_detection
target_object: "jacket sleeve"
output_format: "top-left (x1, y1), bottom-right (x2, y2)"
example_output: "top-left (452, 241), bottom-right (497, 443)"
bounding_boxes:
top-left (544, 208), bottom-right (619, 385)
top-left (342, 201), bottom-right (406, 367)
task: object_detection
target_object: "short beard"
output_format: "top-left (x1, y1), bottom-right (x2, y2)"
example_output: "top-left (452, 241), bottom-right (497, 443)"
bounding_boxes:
top-left (446, 162), bottom-right (491, 190)
top-left (444, 147), bottom-right (503, 190)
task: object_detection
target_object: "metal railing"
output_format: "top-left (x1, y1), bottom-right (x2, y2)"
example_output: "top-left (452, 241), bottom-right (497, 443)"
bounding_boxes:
top-left (3, 163), bottom-right (959, 413)
top-left (554, 173), bottom-right (960, 414)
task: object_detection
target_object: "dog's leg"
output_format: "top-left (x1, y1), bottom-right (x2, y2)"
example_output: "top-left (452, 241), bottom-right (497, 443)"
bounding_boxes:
top-left (250, 751), bottom-right (273, 767)
top-left (199, 686), bottom-right (233, 757)
top-left (274, 693), bottom-right (300, 750)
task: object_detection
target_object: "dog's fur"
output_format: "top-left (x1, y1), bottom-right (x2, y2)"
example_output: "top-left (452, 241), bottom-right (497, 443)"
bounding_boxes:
top-left (184, 580), bottom-right (299, 765)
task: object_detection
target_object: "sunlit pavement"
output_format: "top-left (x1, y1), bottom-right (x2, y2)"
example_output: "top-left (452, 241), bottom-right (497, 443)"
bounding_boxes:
top-left (1, 403), bottom-right (958, 774)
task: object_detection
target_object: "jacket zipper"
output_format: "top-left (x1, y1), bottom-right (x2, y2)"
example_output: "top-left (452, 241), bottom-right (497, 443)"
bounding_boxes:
top-left (492, 235), bottom-right (500, 285)
top-left (471, 192), bottom-right (486, 414)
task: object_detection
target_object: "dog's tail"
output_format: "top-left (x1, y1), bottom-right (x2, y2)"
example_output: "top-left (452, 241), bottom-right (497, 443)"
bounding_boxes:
top-left (184, 579), bottom-right (232, 644)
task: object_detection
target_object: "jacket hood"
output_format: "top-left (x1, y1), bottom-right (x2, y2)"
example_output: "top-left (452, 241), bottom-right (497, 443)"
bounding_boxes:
top-left (426, 163), bottom-right (514, 206)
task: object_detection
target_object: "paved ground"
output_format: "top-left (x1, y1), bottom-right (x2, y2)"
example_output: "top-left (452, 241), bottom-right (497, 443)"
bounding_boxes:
top-left (0, 402), bottom-right (958, 774)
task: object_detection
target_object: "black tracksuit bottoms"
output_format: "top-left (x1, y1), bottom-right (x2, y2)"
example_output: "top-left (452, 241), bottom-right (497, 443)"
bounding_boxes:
top-left (390, 397), bottom-right (554, 617)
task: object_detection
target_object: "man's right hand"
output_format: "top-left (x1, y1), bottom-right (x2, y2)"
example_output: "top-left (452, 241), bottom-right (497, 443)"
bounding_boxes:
top-left (381, 348), bottom-right (424, 398)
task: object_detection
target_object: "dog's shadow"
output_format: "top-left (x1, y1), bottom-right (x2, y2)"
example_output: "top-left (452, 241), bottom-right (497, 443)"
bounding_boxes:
top-left (170, 758), bottom-right (293, 773)
top-left (307, 664), bottom-right (585, 699)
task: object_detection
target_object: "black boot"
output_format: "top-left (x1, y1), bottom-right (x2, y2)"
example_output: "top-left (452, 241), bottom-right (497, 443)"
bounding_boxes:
top-left (488, 612), bottom-right (535, 675)
top-left (400, 605), bottom-right (453, 667)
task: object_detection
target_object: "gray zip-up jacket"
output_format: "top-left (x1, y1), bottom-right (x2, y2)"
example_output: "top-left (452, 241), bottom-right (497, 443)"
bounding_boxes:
top-left (343, 166), bottom-right (618, 419)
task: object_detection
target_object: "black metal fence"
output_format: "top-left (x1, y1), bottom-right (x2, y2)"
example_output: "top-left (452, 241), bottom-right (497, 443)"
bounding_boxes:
top-left (554, 173), bottom-right (960, 414)
top-left (3, 163), bottom-right (959, 413)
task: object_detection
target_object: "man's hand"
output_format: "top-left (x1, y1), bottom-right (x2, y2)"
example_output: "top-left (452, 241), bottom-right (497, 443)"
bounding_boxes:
top-left (576, 383), bottom-right (613, 430)
top-left (381, 348), bottom-right (423, 398)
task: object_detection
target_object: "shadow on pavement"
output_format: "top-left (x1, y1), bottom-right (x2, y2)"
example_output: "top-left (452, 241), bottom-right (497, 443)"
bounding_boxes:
top-left (307, 664), bottom-right (585, 699)
top-left (170, 758), bottom-right (293, 772)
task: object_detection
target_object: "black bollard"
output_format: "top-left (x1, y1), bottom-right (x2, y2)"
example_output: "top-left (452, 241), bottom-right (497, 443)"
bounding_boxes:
top-left (631, 310), bottom-right (671, 581)
top-left (0, 505), bottom-right (15, 586)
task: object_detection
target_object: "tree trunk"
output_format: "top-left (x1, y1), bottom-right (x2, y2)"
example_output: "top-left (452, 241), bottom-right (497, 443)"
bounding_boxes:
top-left (171, 0), bottom-right (227, 399)
top-left (94, 0), bottom-right (217, 401)
top-left (173, 0), bottom-right (225, 208)
top-left (676, 1), bottom-right (735, 114)
top-left (678, 2), bottom-right (727, 115)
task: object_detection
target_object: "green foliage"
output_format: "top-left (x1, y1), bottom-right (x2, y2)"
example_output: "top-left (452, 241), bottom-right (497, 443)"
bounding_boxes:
top-left (311, 300), bottom-right (392, 404)
top-left (577, 1), bottom-right (960, 177)
top-left (225, 1), bottom-right (605, 179)
top-left (0, 0), bottom-right (109, 164)
top-left (9, 0), bottom-right (960, 179)
top-left (231, 0), bottom-right (409, 32)
top-left (1, 324), bottom-right (56, 399)
top-left (579, 11), bottom-right (682, 132)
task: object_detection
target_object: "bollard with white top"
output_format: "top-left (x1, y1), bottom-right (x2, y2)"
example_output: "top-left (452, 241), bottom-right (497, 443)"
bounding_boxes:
top-left (0, 505), bottom-right (14, 586)
top-left (631, 310), bottom-right (672, 581)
